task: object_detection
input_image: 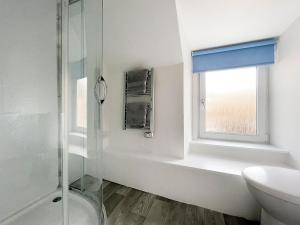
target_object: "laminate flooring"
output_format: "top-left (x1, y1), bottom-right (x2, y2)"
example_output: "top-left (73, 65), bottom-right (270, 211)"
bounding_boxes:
top-left (103, 180), bottom-right (260, 225)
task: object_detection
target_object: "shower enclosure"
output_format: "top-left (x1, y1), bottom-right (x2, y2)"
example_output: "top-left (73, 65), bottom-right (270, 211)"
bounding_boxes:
top-left (0, 0), bottom-right (105, 224)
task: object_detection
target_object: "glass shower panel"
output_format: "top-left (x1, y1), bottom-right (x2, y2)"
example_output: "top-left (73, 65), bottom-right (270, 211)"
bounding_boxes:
top-left (84, 0), bottom-right (104, 213)
top-left (65, 0), bottom-right (103, 224)
top-left (0, 0), bottom-right (61, 222)
top-left (0, 0), bottom-right (103, 224)
top-left (67, 0), bottom-right (86, 188)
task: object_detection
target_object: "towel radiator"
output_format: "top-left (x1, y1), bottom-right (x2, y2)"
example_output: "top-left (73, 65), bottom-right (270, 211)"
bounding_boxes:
top-left (123, 68), bottom-right (154, 138)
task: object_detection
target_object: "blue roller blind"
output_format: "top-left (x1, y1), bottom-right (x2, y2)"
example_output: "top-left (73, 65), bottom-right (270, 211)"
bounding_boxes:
top-left (192, 39), bottom-right (276, 73)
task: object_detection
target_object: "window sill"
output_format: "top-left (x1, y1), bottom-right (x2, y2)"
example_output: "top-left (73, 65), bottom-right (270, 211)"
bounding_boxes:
top-left (191, 139), bottom-right (286, 152)
top-left (104, 145), bottom-right (291, 178)
top-left (68, 132), bottom-right (87, 157)
top-left (69, 131), bottom-right (87, 139)
top-left (189, 139), bottom-right (290, 166)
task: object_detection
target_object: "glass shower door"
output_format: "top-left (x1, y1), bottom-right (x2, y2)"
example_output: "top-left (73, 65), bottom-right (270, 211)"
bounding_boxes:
top-left (62, 0), bottom-right (104, 224)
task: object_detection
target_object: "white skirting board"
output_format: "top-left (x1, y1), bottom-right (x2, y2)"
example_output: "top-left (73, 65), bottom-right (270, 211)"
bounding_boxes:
top-left (103, 151), bottom-right (261, 220)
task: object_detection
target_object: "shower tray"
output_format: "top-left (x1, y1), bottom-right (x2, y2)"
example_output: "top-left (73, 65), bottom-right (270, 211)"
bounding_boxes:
top-left (2, 191), bottom-right (98, 225)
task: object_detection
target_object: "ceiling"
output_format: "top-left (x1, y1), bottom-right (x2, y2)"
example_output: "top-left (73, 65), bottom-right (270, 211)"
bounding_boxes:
top-left (103, 0), bottom-right (300, 67)
top-left (176, 0), bottom-right (300, 51)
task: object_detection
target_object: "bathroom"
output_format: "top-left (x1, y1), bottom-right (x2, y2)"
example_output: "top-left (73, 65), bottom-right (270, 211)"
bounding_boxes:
top-left (0, 0), bottom-right (300, 225)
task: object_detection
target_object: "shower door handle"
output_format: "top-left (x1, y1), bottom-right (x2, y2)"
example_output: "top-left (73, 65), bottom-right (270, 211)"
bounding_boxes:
top-left (94, 75), bottom-right (107, 105)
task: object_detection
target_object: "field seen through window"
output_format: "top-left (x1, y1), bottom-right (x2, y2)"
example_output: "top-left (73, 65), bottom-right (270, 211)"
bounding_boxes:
top-left (205, 67), bottom-right (257, 135)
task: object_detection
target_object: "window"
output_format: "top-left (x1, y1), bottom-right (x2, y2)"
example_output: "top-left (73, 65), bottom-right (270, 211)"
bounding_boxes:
top-left (198, 66), bottom-right (268, 143)
top-left (76, 77), bottom-right (87, 129)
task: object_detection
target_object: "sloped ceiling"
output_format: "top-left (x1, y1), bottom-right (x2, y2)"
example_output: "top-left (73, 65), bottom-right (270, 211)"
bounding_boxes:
top-left (103, 0), bottom-right (183, 68)
top-left (103, 0), bottom-right (300, 67)
top-left (175, 0), bottom-right (300, 51)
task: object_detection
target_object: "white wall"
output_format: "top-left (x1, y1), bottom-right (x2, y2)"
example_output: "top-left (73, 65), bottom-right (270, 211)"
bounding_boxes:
top-left (175, 0), bottom-right (193, 156)
top-left (103, 0), bottom-right (184, 158)
top-left (270, 16), bottom-right (300, 169)
top-left (0, 0), bottom-right (59, 220)
top-left (104, 0), bottom-right (182, 68)
top-left (103, 64), bottom-right (184, 158)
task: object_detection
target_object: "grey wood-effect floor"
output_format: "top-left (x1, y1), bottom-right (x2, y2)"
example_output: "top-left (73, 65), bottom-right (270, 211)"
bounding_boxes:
top-left (103, 180), bottom-right (260, 225)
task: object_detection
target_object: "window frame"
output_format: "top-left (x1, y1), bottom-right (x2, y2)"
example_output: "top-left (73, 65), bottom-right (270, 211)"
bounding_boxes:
top-left (196, 66), bottom-right (269, 143)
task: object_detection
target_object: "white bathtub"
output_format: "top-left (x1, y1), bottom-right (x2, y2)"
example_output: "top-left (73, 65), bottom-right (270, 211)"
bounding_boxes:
top-left (1, 191), bottom-right (99, 225)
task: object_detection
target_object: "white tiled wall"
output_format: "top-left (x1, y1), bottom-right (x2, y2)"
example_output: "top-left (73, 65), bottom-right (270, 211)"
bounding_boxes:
top-left (0, 0), bottom-right (59, 220)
